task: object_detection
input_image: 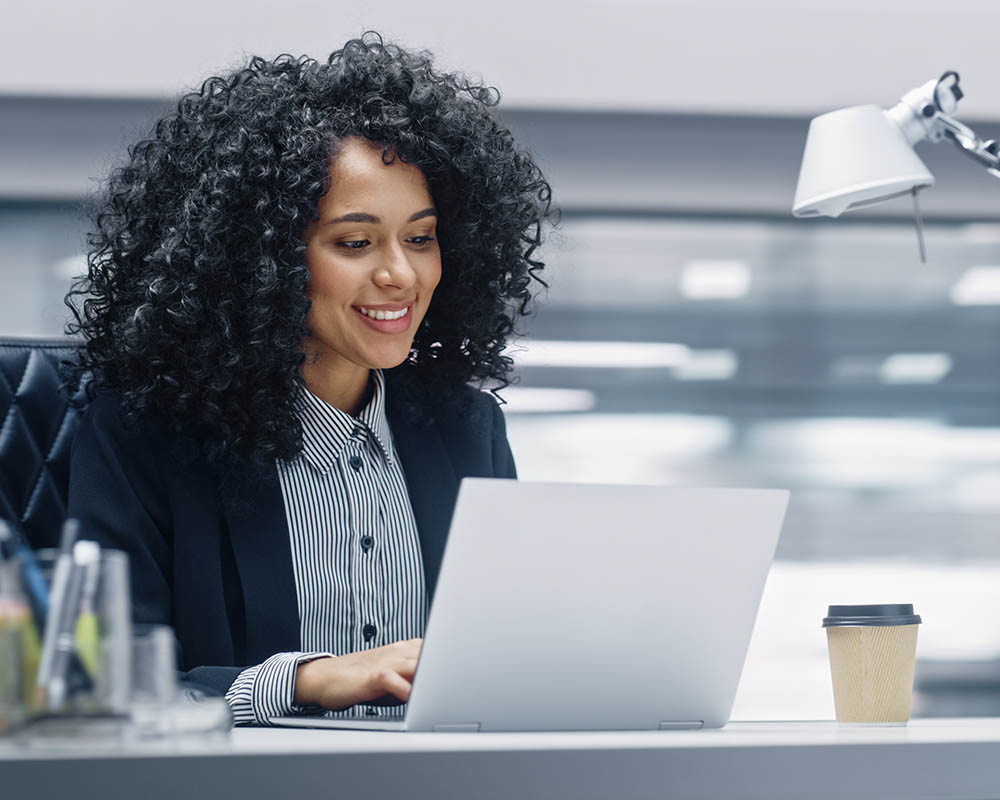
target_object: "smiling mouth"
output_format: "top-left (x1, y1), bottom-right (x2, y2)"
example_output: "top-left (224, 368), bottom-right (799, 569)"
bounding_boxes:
top-left (352, 304), bottom-right (414, 333)
top-left (355, 305), bottom-right (411, 321)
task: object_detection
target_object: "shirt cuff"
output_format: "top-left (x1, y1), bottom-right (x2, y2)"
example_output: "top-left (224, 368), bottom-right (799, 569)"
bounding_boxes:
top-left (224, 652), bottom-right (333, 726)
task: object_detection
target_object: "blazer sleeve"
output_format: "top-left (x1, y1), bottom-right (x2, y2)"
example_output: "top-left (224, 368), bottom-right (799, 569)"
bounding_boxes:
top-left (67, 395), bottom-right (242, 697)
top-left (490, 395), bottom-right (517, 479)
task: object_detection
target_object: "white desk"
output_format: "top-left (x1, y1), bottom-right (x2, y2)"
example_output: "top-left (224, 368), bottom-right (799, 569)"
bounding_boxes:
top-left (3, 718), bottom-right (1000, 799)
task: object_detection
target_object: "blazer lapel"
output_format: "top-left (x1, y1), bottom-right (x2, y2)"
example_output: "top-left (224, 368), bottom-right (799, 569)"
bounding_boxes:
top-left (387, 392), bottom-right (460, 600)
top-left (218, 461), bottom-right (301, 663)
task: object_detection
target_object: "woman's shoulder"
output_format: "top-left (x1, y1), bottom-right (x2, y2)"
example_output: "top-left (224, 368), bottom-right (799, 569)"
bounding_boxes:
top-left (447, 382), bottom-right (501, 412)
top-left (80, 390), bottom-right (149, 436)
top-left (76, 390), bottom-right (181, 463)
top-left (386, 371), bottom-right (499, 421)
top-left (77, 390), bottom-right (135, 442)
top-left (424, 384), bottom-right (507, 445)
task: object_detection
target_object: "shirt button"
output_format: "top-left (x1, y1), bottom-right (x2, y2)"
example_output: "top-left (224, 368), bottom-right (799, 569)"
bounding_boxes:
top-left (363, 623), bottom-right (377, 641)
top-left (366, 707), bottom-right (378, 717)
top-left (353, 426), bottom-right (365, 439)
top-left (361, 535), bottom-right (374, 552)
top-left (348, 455), bottom-right (362, 471)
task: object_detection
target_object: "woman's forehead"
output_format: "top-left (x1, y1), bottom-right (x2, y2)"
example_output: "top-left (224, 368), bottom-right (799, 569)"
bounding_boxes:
top-left (319, 139), bottom-right (432, 217)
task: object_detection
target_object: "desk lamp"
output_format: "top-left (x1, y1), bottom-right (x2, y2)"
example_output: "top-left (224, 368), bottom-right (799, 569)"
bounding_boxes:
top-left (792, 72), bottom-right (1000, 260)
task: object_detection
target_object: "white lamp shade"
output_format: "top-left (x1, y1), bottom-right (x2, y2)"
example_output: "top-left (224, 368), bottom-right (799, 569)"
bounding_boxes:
top-left (792, 105), bottom-right (934, 218)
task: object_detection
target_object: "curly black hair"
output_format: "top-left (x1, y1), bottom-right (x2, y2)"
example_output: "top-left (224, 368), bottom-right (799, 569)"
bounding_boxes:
top-left (66, 32), bottom-right (554, 466)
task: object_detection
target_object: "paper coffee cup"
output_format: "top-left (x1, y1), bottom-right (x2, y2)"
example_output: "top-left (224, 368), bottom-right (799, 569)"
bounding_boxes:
top-left (823, 604), bottom-right (921, 725)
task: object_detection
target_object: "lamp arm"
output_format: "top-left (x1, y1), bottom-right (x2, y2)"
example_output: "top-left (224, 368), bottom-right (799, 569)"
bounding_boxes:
top-left (887, 71), bottom-right (1000, 180)
top-left (935, 114), bottom-right (1000, 178)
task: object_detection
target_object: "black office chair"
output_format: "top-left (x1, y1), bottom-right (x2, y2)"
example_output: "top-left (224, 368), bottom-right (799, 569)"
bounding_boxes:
top-left (0, 337), bottom-right (84, 550)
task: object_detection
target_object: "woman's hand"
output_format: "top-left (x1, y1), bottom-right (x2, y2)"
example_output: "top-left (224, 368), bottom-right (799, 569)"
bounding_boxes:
top-left (293, 638), bottom-right (423, 710)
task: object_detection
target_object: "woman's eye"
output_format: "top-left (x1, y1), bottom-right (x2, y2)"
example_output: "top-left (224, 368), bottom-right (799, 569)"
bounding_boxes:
top-left (408, 236), bottom-right (436, 246)
top-left (337, 239), bottom-right (370, 250)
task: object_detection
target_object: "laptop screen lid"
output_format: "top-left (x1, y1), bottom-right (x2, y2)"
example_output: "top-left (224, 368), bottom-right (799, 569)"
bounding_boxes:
top-left (404, 479), bottom-right (789, 732)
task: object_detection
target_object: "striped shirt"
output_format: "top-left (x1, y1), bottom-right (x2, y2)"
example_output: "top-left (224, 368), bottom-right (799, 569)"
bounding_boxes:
top-left (225, 369), bottom-right (428, 725)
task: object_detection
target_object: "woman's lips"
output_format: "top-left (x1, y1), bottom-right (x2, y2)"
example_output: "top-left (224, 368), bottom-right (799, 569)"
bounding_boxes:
top-left (353, 305), bottom-right (412, 333)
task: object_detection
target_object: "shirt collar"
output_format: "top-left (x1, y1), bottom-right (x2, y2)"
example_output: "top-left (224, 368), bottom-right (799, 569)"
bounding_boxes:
top-left (294, 369), bottom-right (394, 474)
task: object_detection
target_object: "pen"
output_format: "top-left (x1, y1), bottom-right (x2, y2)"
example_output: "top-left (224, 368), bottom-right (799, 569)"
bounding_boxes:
top-left (36, 518), bottom-right (79, 691)
top-left (0, 520), bottom-right (49, 630)
top-left (74, 550), bottom-right (101, 679)
top-left (45, 540), bottom-right (97, 710)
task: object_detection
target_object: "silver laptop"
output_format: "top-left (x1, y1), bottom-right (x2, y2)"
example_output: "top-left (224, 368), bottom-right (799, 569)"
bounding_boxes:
top-left (271, 478), bottom-right (789, 732)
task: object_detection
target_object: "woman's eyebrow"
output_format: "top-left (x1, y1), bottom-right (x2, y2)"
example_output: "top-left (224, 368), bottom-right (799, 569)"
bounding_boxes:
top-left (324, 207), bottom-right (437, 225)
top-left (408, 207), bottom-right (437, 222)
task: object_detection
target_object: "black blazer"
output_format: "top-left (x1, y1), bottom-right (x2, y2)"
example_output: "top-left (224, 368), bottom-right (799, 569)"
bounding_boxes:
top-left (67, 376), bottom-right (516, 695)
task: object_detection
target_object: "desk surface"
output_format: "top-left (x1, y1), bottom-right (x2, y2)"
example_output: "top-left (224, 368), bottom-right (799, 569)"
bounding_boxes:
top-left (4, 718), bottom-right (1000, 799)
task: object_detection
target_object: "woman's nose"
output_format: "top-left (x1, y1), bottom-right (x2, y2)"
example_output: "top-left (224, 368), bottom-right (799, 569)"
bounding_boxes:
top-left (374, 243), bottom-right (417, 289)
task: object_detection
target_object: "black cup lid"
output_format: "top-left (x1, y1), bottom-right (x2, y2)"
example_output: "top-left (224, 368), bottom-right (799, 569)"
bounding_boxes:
top-left (822, 604), bottom-right (921, 628)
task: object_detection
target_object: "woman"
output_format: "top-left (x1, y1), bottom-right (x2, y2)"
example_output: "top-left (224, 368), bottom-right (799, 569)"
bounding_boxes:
top-left (65, 33), bottom-right (553, 725)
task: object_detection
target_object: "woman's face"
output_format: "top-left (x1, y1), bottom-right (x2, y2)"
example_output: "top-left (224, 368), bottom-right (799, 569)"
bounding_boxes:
top-left (301, 137), bottom-right (441, 380)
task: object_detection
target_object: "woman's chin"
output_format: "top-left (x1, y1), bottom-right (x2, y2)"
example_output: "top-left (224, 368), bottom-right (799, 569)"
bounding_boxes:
top-left (361, 346), bottom-right (415, 371)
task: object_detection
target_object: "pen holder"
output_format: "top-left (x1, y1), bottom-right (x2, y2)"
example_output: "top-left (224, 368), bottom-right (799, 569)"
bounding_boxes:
top-left (8, 544), bottom-right (231, 744)
top-left (29, 547), bottom-right (133, 728)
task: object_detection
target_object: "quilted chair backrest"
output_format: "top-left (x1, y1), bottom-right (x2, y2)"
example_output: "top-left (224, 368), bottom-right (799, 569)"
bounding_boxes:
top-left (0, 338), bottom-right (84, 550)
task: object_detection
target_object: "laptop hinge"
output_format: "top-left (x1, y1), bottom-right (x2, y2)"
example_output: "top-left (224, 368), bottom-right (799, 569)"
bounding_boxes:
top-left (432, 722), bottom-right (482, 733)
top-left (658, 720), bottom-right (704, 730)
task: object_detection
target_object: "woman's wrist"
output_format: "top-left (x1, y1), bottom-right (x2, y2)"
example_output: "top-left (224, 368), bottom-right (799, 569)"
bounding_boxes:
top-left (293, 655), bottom-right (335, 706)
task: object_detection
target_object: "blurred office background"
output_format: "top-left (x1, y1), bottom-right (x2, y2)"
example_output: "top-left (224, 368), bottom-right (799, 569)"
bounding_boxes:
top-left (3, 0), bottom-right (1000, 719)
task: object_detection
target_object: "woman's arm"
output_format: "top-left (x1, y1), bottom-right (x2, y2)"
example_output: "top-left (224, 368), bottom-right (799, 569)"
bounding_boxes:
top-left (490, 394), bottom-right (517, 479)
top-left (68, 396), bottom-right (235, 693)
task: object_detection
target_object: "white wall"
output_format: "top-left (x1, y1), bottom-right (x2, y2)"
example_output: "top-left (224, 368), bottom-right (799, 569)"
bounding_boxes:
top-left (3, 99), bottom-right (996, 219)
top-left (3, 0), bottom-right (1000, 119)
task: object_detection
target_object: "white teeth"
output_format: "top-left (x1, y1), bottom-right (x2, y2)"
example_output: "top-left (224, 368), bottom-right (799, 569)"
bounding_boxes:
top-left (359, 306), bottom-right (409, 321)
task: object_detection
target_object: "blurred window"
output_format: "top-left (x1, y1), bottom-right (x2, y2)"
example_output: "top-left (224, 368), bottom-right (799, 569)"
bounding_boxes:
top-left (6, 199), bottom-right (1000, 720)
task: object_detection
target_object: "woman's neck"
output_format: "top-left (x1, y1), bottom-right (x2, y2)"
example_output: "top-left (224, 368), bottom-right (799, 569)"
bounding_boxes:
top-left (301, 358), bottom-right (372, 416)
